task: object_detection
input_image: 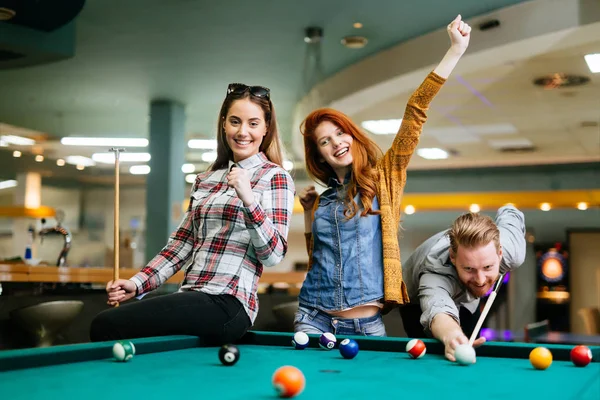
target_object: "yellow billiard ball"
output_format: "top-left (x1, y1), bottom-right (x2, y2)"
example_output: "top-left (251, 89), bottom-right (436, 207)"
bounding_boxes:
top-left (529, 347), bottom-right (552, 370)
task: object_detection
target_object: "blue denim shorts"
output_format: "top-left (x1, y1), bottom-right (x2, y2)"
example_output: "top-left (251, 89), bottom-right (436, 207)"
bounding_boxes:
top-left (293, 305), bottom-right (387, 337)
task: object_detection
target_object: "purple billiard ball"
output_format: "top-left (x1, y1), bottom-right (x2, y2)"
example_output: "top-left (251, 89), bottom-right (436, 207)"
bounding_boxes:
top-left (339, 338), bottom-right (359, 359)
top-left (319, 332), bottom-right (337, 350)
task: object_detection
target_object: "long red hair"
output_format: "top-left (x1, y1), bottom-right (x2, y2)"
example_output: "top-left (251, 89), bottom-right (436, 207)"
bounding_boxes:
top-left (300, 108), bottom-right (382, 219)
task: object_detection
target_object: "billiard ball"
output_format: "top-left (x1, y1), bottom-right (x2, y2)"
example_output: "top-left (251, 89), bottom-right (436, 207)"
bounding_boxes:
top-left (405, 339), bottom-right (426, 359)
top-left (112, 340), bottom-right (136, 362)
top-left (570, 345), bottom-right (592, 367)
top-left (292, 332), bottom-right (309, 350)
top-left (529, 346), bottom-right (552, 370)
top-left (272, 365), bottom-right (305, 398)
top-left (339, 338), bottom-right (359, 359)
top-left (319, 332), bottom-right (337, 350)
top-left (218, 344), bottom-right (240, 366)
top-left (454, 344), bottom-right (476, 365)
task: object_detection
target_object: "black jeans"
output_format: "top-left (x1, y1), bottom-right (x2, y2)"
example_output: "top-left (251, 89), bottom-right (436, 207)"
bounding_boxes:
top-left (399, 302), bottom-right (481, 339)
top-left (90, 291), bottom-right (251, 345)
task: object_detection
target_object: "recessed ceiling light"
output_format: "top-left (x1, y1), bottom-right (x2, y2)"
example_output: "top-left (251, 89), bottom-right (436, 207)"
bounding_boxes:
top-left (540, 203), bottom-right (551, 211)
top-left (361, 119), bottom-right (402, 135)
top-left (404, 205), bottom-right (415, 215)
top-left (92, 152), bottom-right (151, 164)
top-left (66, 156), bottom-right (95, 167)
top-left (341, 36), bottom-right (368, 49)
top-left (417, 148), bottom-right (449, 160)
top-left (584, 53), bottom-right (600, 73)
top-left (13, 151), bottom-right (21, 157)
top-left (188, 139), bottom-right (218, 149)
top-left (2, 135), bottom-right (35, 146)
top-left (201, 152), bottom-right (217, 162)
top-left (56, 159), bottom-right (65, 166)
top-left (577, 202), bottom-right (588, 211)
top-left (181, 163), bottom-right (195, 173)
top-left (0, 180), bottom-right (17, 190)
top-left (61, 137), bottom-right (148, 147)
top-left (35, 155), bottom-right (44, 162)
top-left (185, 174), bottom-right (196, 184)
top-left (129, 165), bottom-right (151, 175)
top-left (469, 204), bottom-right (481, 213)
top-left (353, 22), bottom-right (363, 29)
top-left (283, 160), bottom-right (294, 171)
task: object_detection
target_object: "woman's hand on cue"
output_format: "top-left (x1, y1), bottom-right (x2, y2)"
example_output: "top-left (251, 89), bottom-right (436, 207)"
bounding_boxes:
top-left (106, 279), bottom-right (137, 305)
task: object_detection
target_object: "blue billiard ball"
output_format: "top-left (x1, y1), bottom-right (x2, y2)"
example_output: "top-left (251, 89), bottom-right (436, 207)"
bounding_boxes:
top-left (339, 338), bottom-right (359, 359)
top-left (319, 332), bottom-right (337, 350)
top-left (292, 331), bottom-right (309, 349)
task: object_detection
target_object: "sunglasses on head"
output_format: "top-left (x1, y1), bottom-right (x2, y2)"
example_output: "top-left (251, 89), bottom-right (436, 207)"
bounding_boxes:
top-left (227, 83), bottom-right (270, 99)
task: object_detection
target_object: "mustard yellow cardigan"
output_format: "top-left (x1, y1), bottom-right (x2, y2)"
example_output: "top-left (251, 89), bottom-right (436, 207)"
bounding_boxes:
top-left (304, 71), bottom-right (447, 309)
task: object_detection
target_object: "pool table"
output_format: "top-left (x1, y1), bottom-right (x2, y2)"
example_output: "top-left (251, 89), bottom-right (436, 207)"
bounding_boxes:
top-left (0, 331), bottom-right (598, 399)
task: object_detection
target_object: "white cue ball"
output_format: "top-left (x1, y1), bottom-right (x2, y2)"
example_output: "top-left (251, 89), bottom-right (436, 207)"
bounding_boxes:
top-left (454, 344), bottom-right (476, 365)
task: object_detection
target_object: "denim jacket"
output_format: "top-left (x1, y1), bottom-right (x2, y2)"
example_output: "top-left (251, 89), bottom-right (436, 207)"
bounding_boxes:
top-left (298, 177), bottom-right (384, 311)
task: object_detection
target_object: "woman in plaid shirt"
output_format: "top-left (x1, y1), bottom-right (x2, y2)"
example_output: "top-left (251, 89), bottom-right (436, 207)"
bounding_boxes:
top-left (90, 84), bottom-right (295, 344)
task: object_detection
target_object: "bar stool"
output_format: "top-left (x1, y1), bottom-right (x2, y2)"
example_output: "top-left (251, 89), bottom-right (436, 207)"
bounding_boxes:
top-left (9, 300), bottom-right (84, 347)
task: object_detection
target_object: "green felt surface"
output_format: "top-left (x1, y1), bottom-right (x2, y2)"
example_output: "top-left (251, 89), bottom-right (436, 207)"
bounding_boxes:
top-left (0, 333), bottom-right (599, 400)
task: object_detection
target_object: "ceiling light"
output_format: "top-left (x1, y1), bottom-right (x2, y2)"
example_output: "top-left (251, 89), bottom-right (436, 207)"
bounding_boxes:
top-left (92, 152), bottom-right (151, 164)
top-left (13, 151), bottom-right (21, 157)
top-left (540, 203), bottom-right (551, 211)
top-left (56, 159), bottom-right (65, 166)
top-left (404, 205), bottom-right (415, 215)
top-left (201, 152), bottom-right (217, 163)
top-left (60, 137), bottom-right (148, 147)
top-left (353, 22), bottom-right (363, 29)
top-left (361, 119), bottom-right (402, 135)
top-left (76, 165), bottom-right (85, 171)
top-left (469, 204), bottom-right (481, 213)
top-left (188, 139), bottom-right (218, 149)
top-left (35, 155), bottom-right (44, 162)
top-left (0, 180), bottom-right (17, 190)
top-left (1, 135), bottom-right (35, 146)
top-left (577, 202), bottom-right (588, 211)
top-left (417, 148), bottom-right (449, 160)
top-left (341, 36), bottom-right (368, 49)
top-left (584, 53), bottom-right (600, 73)
top-left (65, 156), bottom-right (95, 167)
top-left (185, 174), bottom-right (196, 184)
top-left (129, 165), bottom-right (151, 175)
top-left (181, 163), bottom-right (195, 173)
top-left (283, 160), bottom-right (294, 171)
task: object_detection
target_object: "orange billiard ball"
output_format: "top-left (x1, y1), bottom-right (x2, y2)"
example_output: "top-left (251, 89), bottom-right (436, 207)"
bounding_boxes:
top-left (272, 365), bottom-right (305, 398)
top-left (570, 345), bottom-right (593, 367)
top-left (529, 347), bottom-right (553, 370)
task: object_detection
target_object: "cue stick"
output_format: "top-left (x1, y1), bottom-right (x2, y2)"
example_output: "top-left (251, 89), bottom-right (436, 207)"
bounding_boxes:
top-left (109, 147), bottom-right (125, 307)
top-left (468, 273), bottom-right (506, 346)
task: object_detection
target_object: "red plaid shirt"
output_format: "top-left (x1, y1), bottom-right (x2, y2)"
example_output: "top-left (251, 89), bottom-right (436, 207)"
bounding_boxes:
top-left (130, 152), bottom-right (295, 323)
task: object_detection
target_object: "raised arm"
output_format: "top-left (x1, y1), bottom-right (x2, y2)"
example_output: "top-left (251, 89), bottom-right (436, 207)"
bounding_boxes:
top-left (377, 15), bottom-right (471, 218)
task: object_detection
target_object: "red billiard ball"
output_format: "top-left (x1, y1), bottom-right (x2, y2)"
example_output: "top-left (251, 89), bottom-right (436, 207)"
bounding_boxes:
top-left (406, 339), bottom-right (426, 359)
top-left (272, 365), bottom-right (305, 398)
top-left (570, 345), bottom-right (592, 367)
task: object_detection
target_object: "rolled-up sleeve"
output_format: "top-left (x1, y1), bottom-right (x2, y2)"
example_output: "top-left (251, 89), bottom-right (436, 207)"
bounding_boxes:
top-left (418, 273), bottom-right (460, 334)
top-left (495, 206), bottom-right (527, 273)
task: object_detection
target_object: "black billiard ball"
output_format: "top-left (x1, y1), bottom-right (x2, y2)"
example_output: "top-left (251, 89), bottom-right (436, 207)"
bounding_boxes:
top-left (218, 344), bottom-right (240, 366)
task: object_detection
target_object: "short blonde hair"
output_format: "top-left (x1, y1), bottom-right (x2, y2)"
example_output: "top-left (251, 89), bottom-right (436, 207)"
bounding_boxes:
top-left (448, 212), bottom-right (500, 255)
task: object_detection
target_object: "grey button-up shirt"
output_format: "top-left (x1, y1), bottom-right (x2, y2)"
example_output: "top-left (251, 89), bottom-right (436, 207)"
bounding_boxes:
top-left (402, 206), bottom-right (527, 334)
